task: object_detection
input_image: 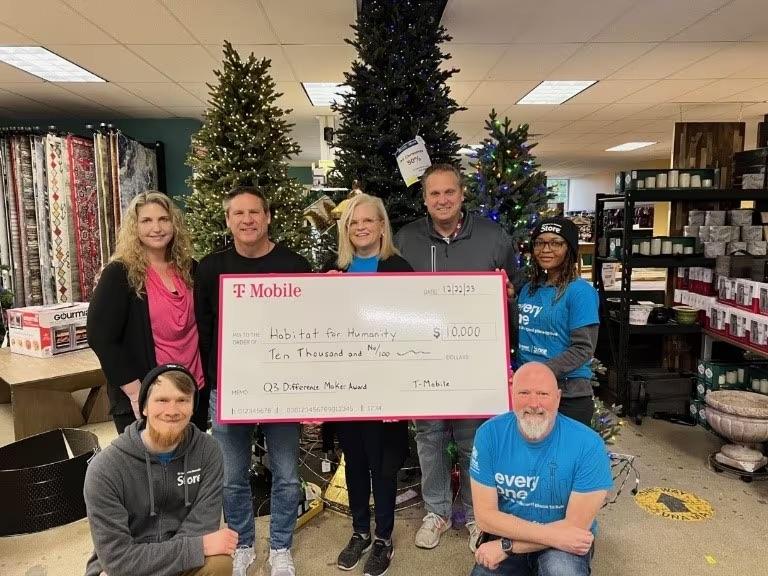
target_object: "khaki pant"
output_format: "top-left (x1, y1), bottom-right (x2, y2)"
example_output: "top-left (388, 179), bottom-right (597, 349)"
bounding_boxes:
top-left (101, 555), bottom-right (234, 576)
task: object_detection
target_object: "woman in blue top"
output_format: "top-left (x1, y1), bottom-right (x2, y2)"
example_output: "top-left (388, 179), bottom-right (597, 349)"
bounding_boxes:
top-left (516, 217), bottom-right (599, 426)
top-left (322, 193), bottom-right (412, 576)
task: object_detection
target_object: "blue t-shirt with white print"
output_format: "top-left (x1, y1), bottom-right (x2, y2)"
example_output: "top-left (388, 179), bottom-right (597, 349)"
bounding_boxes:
top-left (470, 412), bottom-right (612, 533)
top-left (517, 278), bottom-right (599, 379)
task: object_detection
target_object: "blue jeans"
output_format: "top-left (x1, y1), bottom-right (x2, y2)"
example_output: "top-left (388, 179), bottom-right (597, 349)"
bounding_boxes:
top-left (469, 548), bottom-right (592, 576)
top-left (209, 390), bottom-right (301, 549)
top-left (415, 418), bottom-right (484, 521)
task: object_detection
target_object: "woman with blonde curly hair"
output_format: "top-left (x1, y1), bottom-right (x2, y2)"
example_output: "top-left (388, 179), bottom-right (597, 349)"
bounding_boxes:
top-left (87, 191), bottom-right (207, 433)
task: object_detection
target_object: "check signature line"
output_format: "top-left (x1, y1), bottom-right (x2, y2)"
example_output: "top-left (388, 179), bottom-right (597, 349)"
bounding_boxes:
top-left (396, 350), bottom-right (431, 356)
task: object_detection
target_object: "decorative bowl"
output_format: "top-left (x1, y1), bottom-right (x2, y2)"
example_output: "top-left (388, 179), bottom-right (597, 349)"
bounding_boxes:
top-left (673, 305), bottom-right (698, 325)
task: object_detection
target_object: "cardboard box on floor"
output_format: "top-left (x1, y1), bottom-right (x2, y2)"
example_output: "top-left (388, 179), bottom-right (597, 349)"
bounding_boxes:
top-left (7, 303), bottom-right (89, 358)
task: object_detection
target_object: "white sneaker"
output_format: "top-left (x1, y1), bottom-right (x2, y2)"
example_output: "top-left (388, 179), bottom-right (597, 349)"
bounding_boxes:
top-left (269, 548), bottom-right (296, 576)
top-left (466, 521), bottom-right (481, 552)
top-left (414, 512), bottom-right (452, 549)
top-left (233, 546), bottom-right (255, 576)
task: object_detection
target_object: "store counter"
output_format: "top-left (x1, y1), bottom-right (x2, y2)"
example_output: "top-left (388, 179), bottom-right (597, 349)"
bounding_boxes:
top-left (0, 348), bottom-right (109, 441)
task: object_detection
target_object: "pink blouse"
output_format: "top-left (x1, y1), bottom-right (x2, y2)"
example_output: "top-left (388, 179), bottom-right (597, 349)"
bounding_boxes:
top-left (146, 266), bottom-right (204, 389)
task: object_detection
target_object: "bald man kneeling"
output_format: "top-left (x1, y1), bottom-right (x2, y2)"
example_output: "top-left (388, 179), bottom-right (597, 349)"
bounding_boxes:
top-left (468, 363), bottom-right (612, 576)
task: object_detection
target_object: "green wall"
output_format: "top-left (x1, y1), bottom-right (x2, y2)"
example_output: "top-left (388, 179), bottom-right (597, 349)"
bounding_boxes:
top-left (0, 118), bottom-right (202, 198)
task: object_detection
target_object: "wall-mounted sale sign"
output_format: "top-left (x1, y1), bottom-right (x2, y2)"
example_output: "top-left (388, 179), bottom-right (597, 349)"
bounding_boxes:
top-left (395, 136), bottom-right (432, 186)
top-left (216, 272), bottom-right (511, 423)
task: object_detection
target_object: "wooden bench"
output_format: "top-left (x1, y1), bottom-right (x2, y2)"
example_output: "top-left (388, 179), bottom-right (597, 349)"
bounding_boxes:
top-left (0, 348), bottom-right (109, 441)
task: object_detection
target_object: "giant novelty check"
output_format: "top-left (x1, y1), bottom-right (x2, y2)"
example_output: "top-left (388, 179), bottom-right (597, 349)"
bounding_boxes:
top-left (217, 272), bottom-right (511, 423)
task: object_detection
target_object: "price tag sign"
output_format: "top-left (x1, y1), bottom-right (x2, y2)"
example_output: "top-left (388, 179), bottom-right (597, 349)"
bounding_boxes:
top-left (395, 136), bottom-right (432, 186)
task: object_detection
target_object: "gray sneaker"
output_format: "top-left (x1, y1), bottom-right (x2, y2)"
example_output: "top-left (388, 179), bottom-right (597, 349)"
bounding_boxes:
top-left (233, 546), bottom-right (255, 576)
top-left (467, 521), bottom-right (481, 552)
top-left (414, 512), bottom-right (452, 549)
top-left (269, 548), bottom-right (296, 576)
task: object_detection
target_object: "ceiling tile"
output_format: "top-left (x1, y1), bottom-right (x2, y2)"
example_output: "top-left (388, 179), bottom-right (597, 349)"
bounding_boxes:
top-left (452, 106), bottom-right (500, 124)
top-left (594, 0), bottom-right (730, 42)
top-left (672, 43), bottom-right (768, 79)
top-left (742, 103), bottom-right (768, 119)
top-left (0, 21), bottom-right (37, 44)
top-left (282, 45), bottom-right (357, 82)
top-left (0, 82), bottom-right (113, 112)
top-left (487, 44), bottom-right (582, 81)
top-left (728, 82), bottom-right (768, 103)
top-left (65, 0), bottom-right (195, 43)
top-left (275, 82), bottom-right (316, 111)
top-left (568, 80), bottom-right (655, 104)
top-left (676, 79), bottom-right (768, 103)
top-left (259, 0), bottom-right (355, 44)
top-left (162, 0), bottom-right (278, 44)
top-left (120, 105), bottom-right (175, 119)
top-left (619, 79), bottom-right (714, 103)
top-left (130, 45), bottom-right (218, 83)
top-left (611, 43), bottom-right (723, 79)
top-left (513, 0), bottom-right (636, 43)
top-left (548, 43), bottom-right (656, 80)
top-left (0, 87), bottom-right (64, 113)
top-left (582, 103), bottom-right (654, 120)
top-left (557, 120), bottom-right (622, 134)
top-left (119, 83), bottom-right (204, 107)
top-left (464, 81), bottom-right (539, 107)
top-left (681, 102), bottom-right (750, 120)
top-left (49, 45), bottom-right (169, 82)
top-left (446, 81), bottom-right (480, 105)
top-left (442, 0), bottom-right (540, 44)
top-left (529, 104), bottom-right (605, 122)
top-left (164, 106), bottom-right (206, 119)
top-left (0, 0), bottom-right (115, 43)
top-left (443, 44), bottom-right (507, 82)
top-left (204, 45), bottom-right (296, 82)
top-left (525, 121), bottom-right (571, 135)
top-left (627, 103), bottom-right (695, 120)
top-left (63, 83), bottom-right (156, 108)
top-left (671, 0), bottom-right (768, 42)
top-left (0, 62), bottom-right (45, 82)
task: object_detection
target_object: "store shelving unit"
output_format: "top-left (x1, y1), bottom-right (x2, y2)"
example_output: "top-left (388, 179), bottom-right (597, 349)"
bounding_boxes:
top-left (592, 183), bottom-right (768, 416)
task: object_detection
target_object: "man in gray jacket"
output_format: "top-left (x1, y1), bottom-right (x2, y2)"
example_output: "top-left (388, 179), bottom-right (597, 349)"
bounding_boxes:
top-left (83, 364), bottom-right (236, 576)
top-left (394, 163), bottom-right (518, 554)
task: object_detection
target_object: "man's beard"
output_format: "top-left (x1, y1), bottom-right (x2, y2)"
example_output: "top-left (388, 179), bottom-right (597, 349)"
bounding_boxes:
top-left (147, 420), bottom-right (187, 450)
top-left (517, 408), bottom-right (554, 440)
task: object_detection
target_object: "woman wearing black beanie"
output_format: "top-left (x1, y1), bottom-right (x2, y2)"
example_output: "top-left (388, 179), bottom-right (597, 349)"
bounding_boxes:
top-left (516, 217), bottom-right (599, 426)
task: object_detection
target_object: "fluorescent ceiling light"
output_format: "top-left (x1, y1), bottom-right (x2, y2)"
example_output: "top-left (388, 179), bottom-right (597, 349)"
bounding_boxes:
top-left (302, 83), bottom-right (353, 107)
top-left (517, 80), bottom-right (596, 105)
top-left (0, 46), bottom-right (105, 82)
top-left (458, 144), bottom-right (482, 155)
top-left (606, 141), bottom-right (658, 152)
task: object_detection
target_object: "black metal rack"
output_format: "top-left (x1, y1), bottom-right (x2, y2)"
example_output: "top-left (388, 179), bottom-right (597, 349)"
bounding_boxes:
top-left (592, 185), bottom-right (768, 416)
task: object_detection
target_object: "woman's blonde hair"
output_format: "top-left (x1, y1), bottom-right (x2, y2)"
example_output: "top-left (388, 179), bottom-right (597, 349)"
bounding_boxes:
top-left (111, 191), bottom-right (193, 295)
top-left (337, 193), bottom-right (398, 269)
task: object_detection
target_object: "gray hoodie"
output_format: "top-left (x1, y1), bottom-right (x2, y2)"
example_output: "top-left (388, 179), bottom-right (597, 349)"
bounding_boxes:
top-left (394, 212), bottom-right (519, 278)
top-left (83, 421), bottom-right (223, 576)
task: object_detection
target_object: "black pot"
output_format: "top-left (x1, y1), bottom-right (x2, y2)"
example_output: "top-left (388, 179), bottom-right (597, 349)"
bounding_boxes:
top-left (647, 306), bottom-right (671, 324)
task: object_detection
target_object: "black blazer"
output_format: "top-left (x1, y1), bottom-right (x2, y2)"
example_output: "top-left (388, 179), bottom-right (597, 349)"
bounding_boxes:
top-left (86, 260), bottom-right (196, 416)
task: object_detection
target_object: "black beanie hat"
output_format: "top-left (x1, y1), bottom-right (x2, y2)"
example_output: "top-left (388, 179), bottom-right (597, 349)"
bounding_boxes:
top-left (138, 363), bottom-right (198, 418)
top-left (531, 217), bottom-right (579, 257)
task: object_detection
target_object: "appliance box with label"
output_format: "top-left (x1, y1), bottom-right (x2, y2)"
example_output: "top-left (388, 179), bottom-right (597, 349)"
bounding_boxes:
top-left (7, 303), bottom-right (90, 358)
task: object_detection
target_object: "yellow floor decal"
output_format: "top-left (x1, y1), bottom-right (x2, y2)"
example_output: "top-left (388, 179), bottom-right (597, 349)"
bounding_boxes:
top-left (634, 487), bottom-right (714, 521)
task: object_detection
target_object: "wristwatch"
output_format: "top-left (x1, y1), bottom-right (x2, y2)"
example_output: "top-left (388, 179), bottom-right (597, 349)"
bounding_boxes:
top-left (500, 537), bottom-right (514, 555)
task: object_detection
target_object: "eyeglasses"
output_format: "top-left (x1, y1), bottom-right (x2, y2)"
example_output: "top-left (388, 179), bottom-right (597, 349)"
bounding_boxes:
top-left (348, 217), bottom-right (382, 229)
top-left (533, 239), bottom-right (567, 251)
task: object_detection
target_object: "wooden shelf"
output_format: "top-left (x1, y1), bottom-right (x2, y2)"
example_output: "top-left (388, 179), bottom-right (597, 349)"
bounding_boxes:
top-left (702, 328), bottom-right (768, 360)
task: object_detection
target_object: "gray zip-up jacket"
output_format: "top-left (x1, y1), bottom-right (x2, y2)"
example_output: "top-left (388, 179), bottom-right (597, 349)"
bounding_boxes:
top-left (83, 421), bottom-right (223, 576)
top-left (394, 212), bottom-right (518, 276)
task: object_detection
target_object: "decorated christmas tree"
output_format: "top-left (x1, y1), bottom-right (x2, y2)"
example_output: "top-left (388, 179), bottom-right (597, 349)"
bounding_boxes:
top-left (329, 0), bottom-right (464, 230)
top-left (466, 109), bottom-right (552, 258)
top-left (185, 41), bottom-right (316, 261)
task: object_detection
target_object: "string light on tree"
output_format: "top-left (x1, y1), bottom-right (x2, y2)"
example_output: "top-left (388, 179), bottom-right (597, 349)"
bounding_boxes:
top-left (465, 109), bottom-right (552, 267)
top-left (185, 41), bottom-right (328, 265)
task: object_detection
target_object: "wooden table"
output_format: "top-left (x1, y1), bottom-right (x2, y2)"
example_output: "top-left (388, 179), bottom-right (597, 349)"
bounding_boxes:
top-left (0, 348), bottom-right (109, 441)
